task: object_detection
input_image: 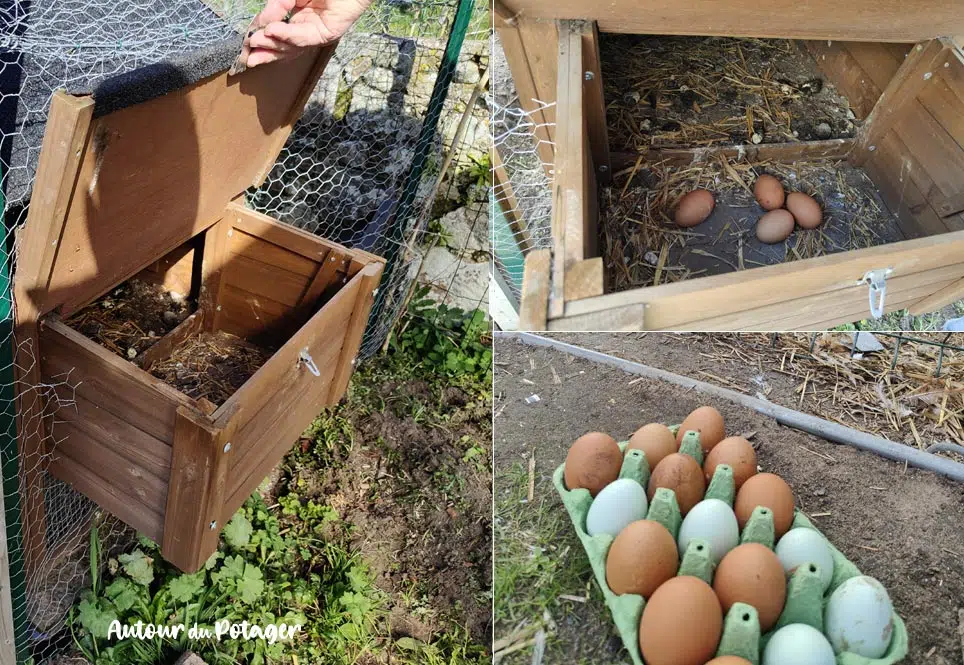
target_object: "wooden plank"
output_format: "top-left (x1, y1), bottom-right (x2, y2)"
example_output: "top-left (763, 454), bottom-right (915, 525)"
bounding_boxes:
top-left (45, 53), bottom-right (322, 317)
top-left (492, 146), bottom-right (532, 253)
top-left (610, 139), bottom-right (854, 172)
top-left (498, 0), bottom-right (964, 42)
top-left (581, 22), bottom-right (610, 185)
top-left (218, 272), bottom-right (366, 516)
top-left (936, 192), bottom-right (964, 218)
top-left (907, 274), bottom-right (964, 314)
top-left (863, 130), bottom-right (955, 237)
top-left (48, 443), bottom-right (164, 543)
top-left (226, 202), bottom-right (365, 265)
top-left (222, 253), bottom-right (313, 308)
top-left (556, 230), bottom-right (964, 330)
top-left (135, 243), bottom-right (196, 296)
top-left (40, 318), bottom-right (192, 442)
top-left (846, 42), bottom-right (904, 89)
top-left (0, 473), bottom-right (15, 665)
top-left (518, 248), bottom-right (551, 330)
top-left (548, 304), bottom-right (646, 331)
top-left (327, 263), bottom-right (383, 402)
top-left (253, 45), bottom-right (338, 186)
top-left (162, 406), bottom-right (234, 572)
top-left (564, 257), bottom-right (604, 301)
top-left (805, 41), bottom-right (884, 120)
top-left (853, 39), bottom-right (950, 165)
top-left (138, 310), bottom-right (205, 370)
top-left (230, 230), bottom-right (321, 278)
top-left (217, 284), bottom-right (295, 341)
top-left (494, 1), bottom-right (556, 171)
top-left (198, 218), bottom-right (232, 331)
top-left (12, 91), bottom-right (95, 573)
top-left (296, 249), bottom-right (342, 307)
top-left (891, 104), bottom-right (964, 208)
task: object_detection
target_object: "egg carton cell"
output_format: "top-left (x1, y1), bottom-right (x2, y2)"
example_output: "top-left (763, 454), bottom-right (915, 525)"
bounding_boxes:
top-left (552, 429), bottom-right (909, 665)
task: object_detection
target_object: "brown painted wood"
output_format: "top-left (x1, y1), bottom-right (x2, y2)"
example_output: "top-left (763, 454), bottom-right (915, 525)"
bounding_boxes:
top-left (44, 53), bottom-right (324, 318)
top-left (328, 262), bottom-right (383, 403)
top-left (492, 147), bottom-right (532, 253)
top-left (138, 310), bottom-right (205, 371)
top-left (518, 248), bottom-right (551, 330)
top-left (223, 252), bottom-right (314, 308)
top-left (226, 202), bottom-right (361, 264)
top-left (498, 0), bottom-right (964, 41)
top-left (908, 274), bottom-right (964, 315)
top-left (40, 318), bottom-right (192, 441)
top-left (610, 139), bottom-right (854, 173)
top-left (936, 192), bottom-right (964, 218)
top-left (495, 1), bottom-right (556, 173)
top-left (230, 229), bottom-right (322, 277)
top-left (555, 229), bottom-right (964, 330)
top-left (198, 218), bottom-right (232, 331)
top-left (804, 41), bottom-right (886, 120)
top-left (162, 406), bottom-right (236, 572)
top-left (136, 243), bottom-right (196, 296)
top-left (296, 249), bottom-right (341, 306)
top-left (582, 22), bottom-right (609, 185)
top-left (853, 39), bottom-right (951, 165)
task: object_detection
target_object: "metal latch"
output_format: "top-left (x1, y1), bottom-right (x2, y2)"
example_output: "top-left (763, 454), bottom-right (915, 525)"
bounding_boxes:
top-left (858, 269), bottom-right (893, 319)
top-left (298, 348), bottom-right (321, 377)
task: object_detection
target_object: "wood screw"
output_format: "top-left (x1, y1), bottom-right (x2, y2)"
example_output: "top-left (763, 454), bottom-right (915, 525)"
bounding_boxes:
top-left (584, 71), bottom-right (594, 81)
top-left (223, 442), bottom-right (232, 453)
top-left (923, 72), bottom-right (933, 81)
top-left (868, 145), bottom-right (877, 152)
top-left (209, 521), bottom-right (217, 530)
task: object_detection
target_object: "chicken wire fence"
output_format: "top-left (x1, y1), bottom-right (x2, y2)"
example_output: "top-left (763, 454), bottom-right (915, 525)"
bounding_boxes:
top-left (0, 0), bottom-right (490, 661)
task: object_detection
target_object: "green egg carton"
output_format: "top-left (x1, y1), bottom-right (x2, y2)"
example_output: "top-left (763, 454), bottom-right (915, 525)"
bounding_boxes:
top-left (551, 429), bottom-right (909, 665)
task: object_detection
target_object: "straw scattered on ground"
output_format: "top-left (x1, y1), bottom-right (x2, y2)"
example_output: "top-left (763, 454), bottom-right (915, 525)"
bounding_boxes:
top-left (601, 35), bottom-right (857, 151)
top-left (602, 158), bottom-right (902, 293)
top-left (148, 331), bottom-right (272, 406)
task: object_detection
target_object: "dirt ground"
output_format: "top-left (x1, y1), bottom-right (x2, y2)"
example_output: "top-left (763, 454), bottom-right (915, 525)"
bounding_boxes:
top-left (274, 372), bottom-right (493, 650)
top-left (494, 334), bottom-right (964, 665)
top-left (601, 36), bottom-right (860, 151)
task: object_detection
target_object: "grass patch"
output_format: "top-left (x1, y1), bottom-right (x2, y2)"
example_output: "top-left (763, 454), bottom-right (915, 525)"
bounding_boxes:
top-left (494, 462), bottom-right (602, 663)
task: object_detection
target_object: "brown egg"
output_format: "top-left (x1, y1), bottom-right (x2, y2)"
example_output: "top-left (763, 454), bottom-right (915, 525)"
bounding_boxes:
top-left (706, 658), bottom-right (754, 665)
top-left (648, 453), bottom-right (705, 515)
top-left (639, 576), bottom-right (722, 665)
top-left (754, 174), bottom-right (785, 210)
top-left (606, 520), bottom-right (678, 597)
top-left (704, 436), bottom-right (757, 488)
top-left (676, 406), bottom-right (726, 453)
top-left (786, 192), bottom-right (823, 229)
top-left (627, 423), bottom-right (678, 470)
top-left (755, 209), bottom-right (795, 244)
top-left (713, 543), bottom-right (787, 631)
top-left (675, 189), bottom-right (715, 228)
top-left (563, 432), bottom-right (621, 497)
top-left (734, 473), bottom-right (796, 538)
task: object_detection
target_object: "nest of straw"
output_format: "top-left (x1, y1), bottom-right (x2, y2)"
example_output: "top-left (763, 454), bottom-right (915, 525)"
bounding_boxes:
top-left (602, 157), bottom-right (901, 293)
top-left (601, 35), bottom-right (857, 151)
top-left (65, 279), bottom-right (190, 360)
top-left (699, 333), bottom-right (964, 461)
top-left (148, 331), bottom-right (271, 406)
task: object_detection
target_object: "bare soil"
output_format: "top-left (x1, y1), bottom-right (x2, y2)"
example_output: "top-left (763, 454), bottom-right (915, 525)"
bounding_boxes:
top-left (601, 36), bottom-right (860, 151)
top-left (494, 334), bottom-right (964, 665)
top-left (274, 375), bottom-right (493, 648)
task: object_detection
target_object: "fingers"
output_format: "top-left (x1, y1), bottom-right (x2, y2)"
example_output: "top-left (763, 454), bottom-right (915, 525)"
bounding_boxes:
top-left (247, 30), bottom-right (295, 52)
top-left (253, 0), bottom-right (297, 26)
top-left (246, 47), bottom-right (291, 68)
top-left (262, 20), bottom-right (331, 47)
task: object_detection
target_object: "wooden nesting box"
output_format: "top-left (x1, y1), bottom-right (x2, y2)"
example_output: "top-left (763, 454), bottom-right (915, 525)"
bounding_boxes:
top-left (14, 45), bottom-right (385, 572)
top-left (496, 4), bottom-right (964, 330)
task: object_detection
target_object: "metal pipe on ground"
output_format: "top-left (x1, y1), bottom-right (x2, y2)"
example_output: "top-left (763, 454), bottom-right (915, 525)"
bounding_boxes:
top-left (507, 332), bottom-right (964, 484)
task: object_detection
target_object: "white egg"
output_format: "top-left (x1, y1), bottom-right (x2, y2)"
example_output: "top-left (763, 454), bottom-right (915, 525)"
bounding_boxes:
top-left (775, 528), bottom-right (834, 592)
top-left (825, 576), bottom-right (894, 657)
top-left (677, 498), bottom-right (738, 564)
top-left (763, 624), bottom-right (836, 665)
top-left (585, 478), bottom-right (648, 537)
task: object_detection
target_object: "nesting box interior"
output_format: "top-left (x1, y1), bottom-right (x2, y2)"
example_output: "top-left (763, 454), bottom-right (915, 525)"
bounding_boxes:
top-left (14, 41), bottom-right (385, 573)
top-left (496, 3), bottom-right (964, 330)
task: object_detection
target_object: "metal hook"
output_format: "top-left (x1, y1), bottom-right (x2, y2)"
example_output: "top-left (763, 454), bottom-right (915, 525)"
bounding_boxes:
top-left (298, 348), bottom-right (320, 377)
top-left (859, 269), bottom-right (892, 319)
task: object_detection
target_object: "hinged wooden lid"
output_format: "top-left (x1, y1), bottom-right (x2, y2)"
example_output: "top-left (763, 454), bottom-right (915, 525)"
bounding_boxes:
top-left (18, 43), bottom-right (335, 318)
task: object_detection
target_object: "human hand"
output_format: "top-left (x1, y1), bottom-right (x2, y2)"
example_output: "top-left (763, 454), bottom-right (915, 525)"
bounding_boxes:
top-left (241, 0), bottom-right (372, 69)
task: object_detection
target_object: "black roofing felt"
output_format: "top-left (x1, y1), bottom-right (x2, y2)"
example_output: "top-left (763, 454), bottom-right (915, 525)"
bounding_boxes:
top-left (0, 0), bottom-right (239, 204)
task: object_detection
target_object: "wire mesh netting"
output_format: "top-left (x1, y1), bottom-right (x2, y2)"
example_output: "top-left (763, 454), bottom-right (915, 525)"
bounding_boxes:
top-left (490, 35), bottom-right (551, 317)
top-left (0, 0), bottom-right (490, 661)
